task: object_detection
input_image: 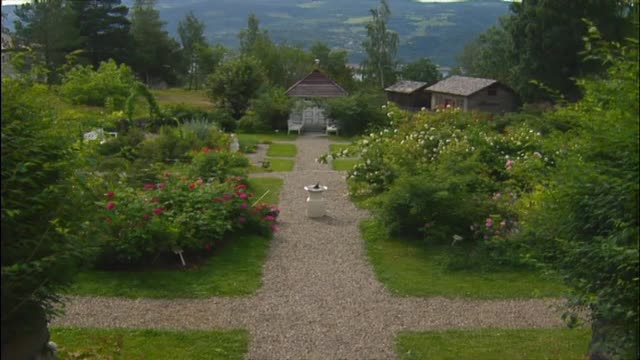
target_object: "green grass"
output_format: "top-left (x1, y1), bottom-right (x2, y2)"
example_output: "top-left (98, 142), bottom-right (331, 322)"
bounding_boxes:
top-left (237, 133), bottom-right (297, 144)
top-left (52, 327), bottom-right (248, 360)
top-left (361, 219), bottom-right (568, 298)
top-left (396, 328), bottom-right (591, 360)
top-left (247, 177), bottom-right (283, 204)
top-left (266, 143), bottom-right (297, 157)
top-left (68, 178), bottom-right (283, 298)
top-left (329, 143), bottom-right (351, 153)
top-left (265, 158), bottom-right (295, 172)
top-left (328, 134), bottom-right (358, 142)
top-left (333, 158), bottom-right (359, 171)
top-left (151, 88), bottom-right (213, 110)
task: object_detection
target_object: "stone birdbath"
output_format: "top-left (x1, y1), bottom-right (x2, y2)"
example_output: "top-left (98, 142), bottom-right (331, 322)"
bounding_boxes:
top-left (304, 182), bottom-right (328, 218)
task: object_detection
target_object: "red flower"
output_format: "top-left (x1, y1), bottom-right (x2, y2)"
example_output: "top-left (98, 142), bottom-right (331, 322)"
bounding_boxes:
top-left (144, 183), bottom-right (155, 191)
top-left (189, 183), bottom-right (196, 190)
top-left (203, 146), bottom-right (210, 153)
top-left (156, 183), bottom-right (166, 190)
top-left (271, 225), bottom-right (279, 232)
top-left (264, 215), bottom-right (276, 222)
top-left (105, 217), bottom-right (112, 223)
top-left (106, 202), bottom-right (116, 210)
top-left (143, 214), bottom-right (151, 221)
top-left (106, 191), bottom-right (115, 198)
top-left (238, 192), bottom-right (248, 199)
top-left (235, 184), bottom-right (247, 191)
top-left (153, 207), bottom-right (165, 215)
top-left (238, 216), bottom-right (247, 223)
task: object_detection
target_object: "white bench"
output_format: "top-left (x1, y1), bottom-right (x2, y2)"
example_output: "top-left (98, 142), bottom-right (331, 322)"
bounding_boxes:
top-left (325, 120), bottom-right (339, 136)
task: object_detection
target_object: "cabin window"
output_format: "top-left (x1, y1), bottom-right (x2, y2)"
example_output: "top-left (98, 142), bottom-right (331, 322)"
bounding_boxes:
top-left (487, 87), bottom-right (497, 96)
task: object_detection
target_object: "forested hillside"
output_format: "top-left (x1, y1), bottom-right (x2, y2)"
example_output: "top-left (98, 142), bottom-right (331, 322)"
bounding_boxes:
top-left (3, 0), bottom-right (511, 66)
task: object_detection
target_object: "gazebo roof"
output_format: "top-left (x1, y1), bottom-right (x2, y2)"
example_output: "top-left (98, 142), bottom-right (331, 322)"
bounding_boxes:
top-left (285, 69), bottom-right (348, 97)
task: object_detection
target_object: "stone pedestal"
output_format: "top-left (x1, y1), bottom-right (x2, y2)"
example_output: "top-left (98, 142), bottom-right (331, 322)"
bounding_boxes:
top-left (304, 184), bottom-right (328, 218)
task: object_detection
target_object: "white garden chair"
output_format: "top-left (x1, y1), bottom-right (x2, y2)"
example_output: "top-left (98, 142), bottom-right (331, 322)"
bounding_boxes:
top-left (287, 113), bottom-right (304, 135)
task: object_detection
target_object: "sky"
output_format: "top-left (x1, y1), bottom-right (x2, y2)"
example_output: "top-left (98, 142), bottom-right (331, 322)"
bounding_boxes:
top-left (2, 0), bottom-right (30, 6)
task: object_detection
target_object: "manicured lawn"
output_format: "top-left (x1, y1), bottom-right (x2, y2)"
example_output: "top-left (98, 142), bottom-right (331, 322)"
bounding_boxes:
top-left (247, 177), bottom-right (283, 204)
top-left (52, 327), bottom-right (248, 360)
top-left (266, 143), bottom-right (297, 157)
top-left (396, 328), bottom-right (591, 360)
top-left (333, 158), bottom-right (359, 171)
top-left (329, 134), bottom-right (359, 142)
top-left (361, 219), bottom-right (568, 298)
top-left (68, 178), bottom-right (283, 298)
top-left (151, 88), bottom-right (213, 110)
top-left (237, 133), bottom-right (297, 144)
top-left (329, 143), bottom-right (351, 153)
top-left (248, 159), bottom-right (295, 173)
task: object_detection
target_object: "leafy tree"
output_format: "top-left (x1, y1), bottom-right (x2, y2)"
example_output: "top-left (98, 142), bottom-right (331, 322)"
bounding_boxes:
top-left (238, 13), bottom-right (268, 55)
top-left (361, 0), bottom-right (399, 88)
top-left (207, 56), bottom-right (266, 119)
top-left (311, 41), bottom-right (354, 90)
top-left (456, 25), bottom-right (516, 87)
top-left (251, 86), bottom-right (292, 130)
top-left (129, 0), bottom-right (180, 85)
top-left (504, 0), bottom-right (636, 101)
top-left (399, 57), bottom-right (442, 85)
top-left (516, 32), bottom-right (639, 359)
top-left (1, 78), bottom-right (91, 350)
top-left (13, 0), bottom-right (80, 84)
top-left (70, 0), bottom-right (132, 68)
top-left (193, 43), bottom-right (226, 89)
top-left (178, 11), bottom-right (206, 90)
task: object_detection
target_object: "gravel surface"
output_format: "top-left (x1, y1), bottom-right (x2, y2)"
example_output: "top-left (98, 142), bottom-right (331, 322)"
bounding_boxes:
top-left (53, 133), bottom-right (569, 359)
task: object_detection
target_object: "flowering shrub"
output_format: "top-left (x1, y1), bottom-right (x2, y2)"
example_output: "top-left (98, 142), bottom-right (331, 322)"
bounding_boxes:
top-left (323, 104), bottom-right (556, 249)
top-left (189, 148), bottom-right (250, 182)
top-left (97, 175), bottom-right (278, 266)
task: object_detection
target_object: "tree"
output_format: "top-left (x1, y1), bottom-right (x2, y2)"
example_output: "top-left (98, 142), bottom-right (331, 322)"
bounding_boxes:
top-left (13, 0), bottom-right (80, 84)
top-left (456, 25), bottom-right (516, 87)
top-left (238, 13), bottom-right (268, 55)
top-left (129, 0), bottom-right (180, 85)
top-left (311, 41), bottom-right (354, 90)
top-left (70, 0), bottom-right (132, 68)
top-left (504, 0), bottom-right (636, 101)
top-left (207, 56), bottom-right (266, 119)
top-left (178, 11), bottom-right (206, 89)
top-left (361, 0), bottom-right (399, 88)
top-left (194, 43), bottom-right (226, 89)
top-left (516, 33), bottom-right (639, 359)
top-left (399, 57), bottom-right (441, 85)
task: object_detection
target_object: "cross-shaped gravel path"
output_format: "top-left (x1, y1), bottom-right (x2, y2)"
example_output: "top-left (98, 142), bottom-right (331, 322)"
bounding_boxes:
top-left (54, 134), bottom-right (566, 359)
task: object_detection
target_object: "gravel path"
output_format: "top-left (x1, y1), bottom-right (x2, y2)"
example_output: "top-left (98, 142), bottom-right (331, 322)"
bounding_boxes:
top-left (53, 134), bottom-right (568, 359)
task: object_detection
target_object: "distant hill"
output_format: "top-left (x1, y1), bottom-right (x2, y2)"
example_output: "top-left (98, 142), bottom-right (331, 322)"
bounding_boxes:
top-left (2, 0), bottom-right (511, 67)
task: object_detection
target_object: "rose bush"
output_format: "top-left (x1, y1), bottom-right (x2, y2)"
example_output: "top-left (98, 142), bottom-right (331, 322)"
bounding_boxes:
top-left (97, 175), bottom-right (278, 266)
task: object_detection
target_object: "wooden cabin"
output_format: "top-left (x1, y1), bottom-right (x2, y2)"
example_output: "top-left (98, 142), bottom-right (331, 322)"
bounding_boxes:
top-left (384, 80), bottom-right (431, 111)
top-left (425, 75), bottom-right (518, 113)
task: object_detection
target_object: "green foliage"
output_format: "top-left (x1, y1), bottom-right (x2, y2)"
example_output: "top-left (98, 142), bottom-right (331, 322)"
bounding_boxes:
top-left (130, 0), bottom-right (181, 85)
top-left (1, 79), bottom-right (91, 345)
top-left (514, 36), bottom-right (639, 359)
top-left (237, 110), bottom-right (269, 133)
top-left (125, 81), bottom-right (162, 121)
top-left (96, 175), bottom-right (279, 267)
top-left (396, 328), bottom-right (591, 360)
top-left (399, 57), bottom-right (442, 84)
top-left (13, 0), bottom-right (81, 84)
top-left (325, 92), bottom-right (387, 136)
top-left (70, 0), bottom-right (133, 68)
top-left (251, 86), bottom-right (293, 131)
top-left (60, 59), bottom-right (135, 108)
top-left (361, 0), bottom-right (399, 88)
top-left (189, 149), bottom-right (250, 182)
top-left (207, 56), bottom-right (267, 119)
top-left (52, 328), bottom-right (248, 360)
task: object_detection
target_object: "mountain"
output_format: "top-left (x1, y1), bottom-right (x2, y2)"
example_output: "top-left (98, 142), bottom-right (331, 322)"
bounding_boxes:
top-left (2, 0), bottom-right (511, 67)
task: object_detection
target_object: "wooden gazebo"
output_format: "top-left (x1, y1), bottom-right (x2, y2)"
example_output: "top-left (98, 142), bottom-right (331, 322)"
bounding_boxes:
top-left (285, 69), bottom-right (348, 134)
